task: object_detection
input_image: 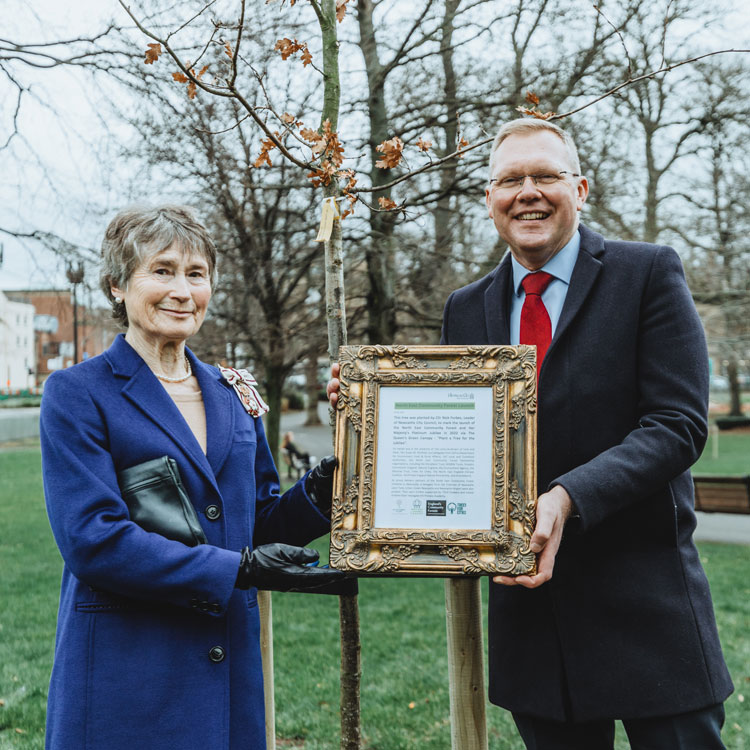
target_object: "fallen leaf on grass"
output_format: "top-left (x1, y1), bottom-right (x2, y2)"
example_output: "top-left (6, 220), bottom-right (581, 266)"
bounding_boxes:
top-left (408, 701), bottom-right (416, 709)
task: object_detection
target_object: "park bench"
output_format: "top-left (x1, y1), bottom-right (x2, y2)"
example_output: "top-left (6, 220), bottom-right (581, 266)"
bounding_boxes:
top-left (280, 448), bottom-right (304, 480)
top-left (693, 475), bottom-right (750, 515)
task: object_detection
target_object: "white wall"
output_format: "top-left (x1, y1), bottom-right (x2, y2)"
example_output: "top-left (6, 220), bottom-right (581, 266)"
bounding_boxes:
top-left (0, 292), bottom-right (36, 391)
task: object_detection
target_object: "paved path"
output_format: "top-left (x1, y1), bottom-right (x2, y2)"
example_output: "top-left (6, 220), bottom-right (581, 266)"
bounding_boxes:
top-left (0, 407), bottom-right (40, 442)
top-left (4, 404), bottom-right (749, 544)
top-left (279, 402), bottom-right (336, 462)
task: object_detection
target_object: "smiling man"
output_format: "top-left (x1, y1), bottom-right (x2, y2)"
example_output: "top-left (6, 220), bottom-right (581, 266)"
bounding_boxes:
top-left (441, 119), bottom-right (733, 749)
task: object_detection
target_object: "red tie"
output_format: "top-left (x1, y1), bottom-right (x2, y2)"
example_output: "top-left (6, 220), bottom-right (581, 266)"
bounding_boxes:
top-left (520, 271), bottom-right (554, 380)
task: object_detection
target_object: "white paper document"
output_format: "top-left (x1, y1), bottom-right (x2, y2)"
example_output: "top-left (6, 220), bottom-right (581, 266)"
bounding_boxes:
top-left (373, 385), bottom-right (493, 529)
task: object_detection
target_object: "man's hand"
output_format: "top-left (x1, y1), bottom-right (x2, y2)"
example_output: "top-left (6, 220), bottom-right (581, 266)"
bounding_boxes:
top-left (326, 363), bottom-right (340, 407)
top-left (493, 485), bottom-right (572, 589)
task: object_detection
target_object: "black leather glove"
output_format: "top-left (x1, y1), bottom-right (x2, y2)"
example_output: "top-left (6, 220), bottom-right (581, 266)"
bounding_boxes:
top-left (305, 455), bottom-right (337, 515)
top-left (235, 542), bottom-right (346, 592)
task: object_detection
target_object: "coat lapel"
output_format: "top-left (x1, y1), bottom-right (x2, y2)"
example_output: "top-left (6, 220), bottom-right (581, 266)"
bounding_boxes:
top-left (484, 255), bottom-right (513, 345)
top-left (189, 354), bottom-right (236, 476)
top-left (105, 335), bottom-right (223, 493)
top-left (550, 225), bottom-right (604, 352)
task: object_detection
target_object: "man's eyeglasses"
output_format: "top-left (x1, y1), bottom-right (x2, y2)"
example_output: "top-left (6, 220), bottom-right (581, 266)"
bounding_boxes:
top-left (489, 171), bottom-right (580, 191)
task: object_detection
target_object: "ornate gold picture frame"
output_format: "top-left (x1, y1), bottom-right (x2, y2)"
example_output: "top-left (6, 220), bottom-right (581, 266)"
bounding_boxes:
top-left (329, 345), bottom-right (537, 576)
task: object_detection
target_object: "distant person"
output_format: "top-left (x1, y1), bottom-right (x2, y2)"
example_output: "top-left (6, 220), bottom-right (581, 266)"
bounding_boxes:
top-left (40, 204), bottom-right (341, 750)
top-left (281, 430), bottom-right (312, 477)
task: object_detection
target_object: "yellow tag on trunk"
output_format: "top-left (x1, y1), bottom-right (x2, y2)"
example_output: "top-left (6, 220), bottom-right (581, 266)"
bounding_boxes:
top-left (315, 196), bottom-right (340, 242)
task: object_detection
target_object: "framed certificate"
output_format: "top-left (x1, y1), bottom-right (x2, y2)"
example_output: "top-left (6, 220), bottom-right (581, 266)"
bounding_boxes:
top-left (329, 345), bottom-right (537, 576)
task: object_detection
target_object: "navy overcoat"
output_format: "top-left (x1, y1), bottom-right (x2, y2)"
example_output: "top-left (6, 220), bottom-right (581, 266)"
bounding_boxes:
top-left (40, 334), bottom-right (330, 749)
top-left (441, 224), bottom-right (733, 721)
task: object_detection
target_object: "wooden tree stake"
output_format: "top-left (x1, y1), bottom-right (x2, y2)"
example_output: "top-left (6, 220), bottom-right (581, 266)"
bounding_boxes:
top-left (445, 578), bottom-right (488, 750)
top-left (258, 590), bottom-right (276, 750)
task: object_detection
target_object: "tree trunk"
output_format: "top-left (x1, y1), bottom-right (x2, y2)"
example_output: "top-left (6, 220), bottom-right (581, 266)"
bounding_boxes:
top-left (726, 358), bottom-right (743, 417)
top-left (263, 367), bottom-right (285, 468)
top-left (317, 2), bottom-right (362, 747)
top-left (357, 0), bottom-right (398, 343)
top-left (304, 351), bottom-right (323, 425)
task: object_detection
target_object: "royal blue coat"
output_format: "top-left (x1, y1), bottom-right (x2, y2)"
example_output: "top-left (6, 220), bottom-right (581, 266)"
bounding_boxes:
top-left (40, 334), bottom-right (330, 749)
top-left (441, 224), bottom-right (733, 722)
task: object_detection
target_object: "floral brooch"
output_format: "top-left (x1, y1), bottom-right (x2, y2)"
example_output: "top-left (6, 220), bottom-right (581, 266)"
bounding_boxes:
top-left (217, 365), bottom-right (269, 417)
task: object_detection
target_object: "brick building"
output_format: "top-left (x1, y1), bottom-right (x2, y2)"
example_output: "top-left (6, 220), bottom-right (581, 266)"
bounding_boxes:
top-left (5, 289), bottom-right (118, 385)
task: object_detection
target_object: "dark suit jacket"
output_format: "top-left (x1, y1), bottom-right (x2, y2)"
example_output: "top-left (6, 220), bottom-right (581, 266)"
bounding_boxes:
top-left (41, 334), bottom-right (330, 749)
top-left (441, 224), bottom-right (733, 722)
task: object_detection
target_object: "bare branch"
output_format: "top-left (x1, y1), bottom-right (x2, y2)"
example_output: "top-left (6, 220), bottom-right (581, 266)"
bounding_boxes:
top-left (117, 1), bottom-right (313, 170)
top-left (552, 49), bottom-right (750, 121)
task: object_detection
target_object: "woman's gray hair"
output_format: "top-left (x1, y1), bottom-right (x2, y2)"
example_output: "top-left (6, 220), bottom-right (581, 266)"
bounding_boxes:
top-left (99, 204), bottom-right (218, 326)
top-left (488, 119), bottom-right (581, 180)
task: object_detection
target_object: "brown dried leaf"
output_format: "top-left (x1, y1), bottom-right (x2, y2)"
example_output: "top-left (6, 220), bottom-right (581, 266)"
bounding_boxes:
top-left (307, 169), bottom-right (324, 187)
top-left (375, 136), bottom-right (404, 169)
top-left (274, 38), bottom-right (297, 60)
top-left (336, 0), bottom-right (350, 22)
top-left (274, 37), bottom-right (309, 64)
top-left (300, 127), bottom-right (323, 143)
top-left (328, 136), bottom-right (345, 167)
top-left (281, 112), bottom-right (296, 124)
top-left (196, 65), bottom-right (209, 80)
top-left (378, 196), bottom-right (398, 210)
top-left (456, 136), bottom-right (469, 158)
top-left (515, 105), bottom-right (556, 120)
top-left (254, 137), bottom-right (277, 168)
top-left (525, 90), bottom-right (540, 106)
top-left (415, 137), bottom-right (432, 152)
top-left (187, 80), bottom-right (197, 99)
top-left (224, 41), bottom-right (233, 59)
top-left (144, 43), bottom-right (161, 65)
top-left (339, 168), bottom-right (357, 192)
top-left (172, 71), bottom-right (189, 83)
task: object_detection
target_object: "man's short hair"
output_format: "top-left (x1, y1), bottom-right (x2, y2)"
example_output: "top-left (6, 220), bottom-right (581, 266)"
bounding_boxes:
top-left (488, 119), bottom-right (581, 180)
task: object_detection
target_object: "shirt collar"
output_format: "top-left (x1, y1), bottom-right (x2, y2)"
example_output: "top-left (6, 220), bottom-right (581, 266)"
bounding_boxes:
top-left (510, 229), bottom-right (581, 295)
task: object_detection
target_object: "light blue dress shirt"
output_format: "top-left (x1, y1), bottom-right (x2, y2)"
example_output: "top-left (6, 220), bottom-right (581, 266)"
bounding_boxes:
top-left (509, 229), bottom-right (580, 345)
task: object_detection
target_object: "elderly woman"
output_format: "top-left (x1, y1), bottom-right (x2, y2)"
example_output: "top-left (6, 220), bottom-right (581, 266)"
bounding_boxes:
top-left (40, 205), bottom-right (340, 750)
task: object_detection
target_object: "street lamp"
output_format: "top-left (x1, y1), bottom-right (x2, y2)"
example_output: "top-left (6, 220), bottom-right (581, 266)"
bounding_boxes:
top-left (66, 262), bottom-right (85, 365)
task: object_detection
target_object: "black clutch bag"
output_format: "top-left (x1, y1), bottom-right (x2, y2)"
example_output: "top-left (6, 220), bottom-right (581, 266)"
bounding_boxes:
top-left (117, 456), bottom-right (207, 546)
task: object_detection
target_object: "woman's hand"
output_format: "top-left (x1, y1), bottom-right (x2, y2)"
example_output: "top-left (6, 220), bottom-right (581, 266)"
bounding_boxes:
top-left (235, 543), bottom-right (347, 592)
top-left (305, 455), bottom-right (337, 515)
top-left (326, 363), bottom-right (340, 407)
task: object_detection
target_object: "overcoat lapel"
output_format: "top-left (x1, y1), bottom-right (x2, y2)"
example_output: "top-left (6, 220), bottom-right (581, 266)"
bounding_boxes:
top-left (105, 335), bottom-right (223, 494)
top-left (189, 354), bottom-right (236, 476)
top-left (549, 225), bottom-right (604, 356)
top-left (484, 256), bottom-right (513, 345)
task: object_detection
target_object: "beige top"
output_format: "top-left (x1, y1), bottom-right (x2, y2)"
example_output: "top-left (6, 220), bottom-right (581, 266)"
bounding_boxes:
top-left (161, 377), bottom-right (207, 454)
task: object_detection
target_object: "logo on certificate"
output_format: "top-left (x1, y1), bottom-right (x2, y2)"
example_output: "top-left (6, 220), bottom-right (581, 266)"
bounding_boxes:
top-left (426, 500), bottom-right (446, 516)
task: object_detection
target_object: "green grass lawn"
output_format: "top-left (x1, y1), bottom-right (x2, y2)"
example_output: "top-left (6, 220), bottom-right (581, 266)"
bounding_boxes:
top-left (1, 448), bottom-right (748, 749)
top-left (694, 431), bottom-right (750, 475)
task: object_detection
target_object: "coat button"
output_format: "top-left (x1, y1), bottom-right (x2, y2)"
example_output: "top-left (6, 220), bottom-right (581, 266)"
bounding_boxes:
top-left (209, 646), bottom-right (226, 663)
top-left (205, 505), bottom-right (221, 520)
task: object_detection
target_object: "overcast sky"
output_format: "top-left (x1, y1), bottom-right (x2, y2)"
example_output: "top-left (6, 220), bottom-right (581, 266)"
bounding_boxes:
top-left (2, 0), bottom-right (749, 294)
